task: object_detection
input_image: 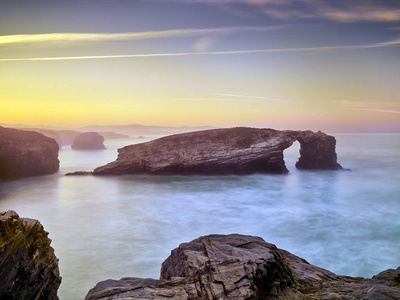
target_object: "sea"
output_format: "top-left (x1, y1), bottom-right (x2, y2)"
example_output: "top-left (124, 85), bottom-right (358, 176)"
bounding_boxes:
top-left (0, 133), bottom-right (399, 300)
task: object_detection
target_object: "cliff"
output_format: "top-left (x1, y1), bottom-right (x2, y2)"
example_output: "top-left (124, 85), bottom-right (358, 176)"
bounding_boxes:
top-left (93, 127), bottom-right (342, 175)
top-left (86, 234), bottom-right (400, 300)
top-left (0, 126), bottom-right (59, 180)
top-left (0, 211), bottom-right (61, 300)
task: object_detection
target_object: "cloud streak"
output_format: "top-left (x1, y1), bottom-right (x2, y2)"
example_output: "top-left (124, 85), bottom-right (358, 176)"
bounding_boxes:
top-left (212, 93), bottom-right (293, 102)
top-left (344, 108), bottom-right (400, 115)
top-left (0, 26), bottom-right (284, 46)
top-left (340, 100), bottom-right (400, 115)
top-left (0, 38), bottom-right (399, 62)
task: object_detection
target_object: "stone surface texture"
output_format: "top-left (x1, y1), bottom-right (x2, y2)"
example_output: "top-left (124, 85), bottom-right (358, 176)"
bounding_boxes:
top-left (0, 126), bottom-right (59, 180)
top-left (93, 127), bottom-right (342, 175)
top-left (0, 210), bottom-right (61, 300)
top-left (71, 132), bottom-right (106, 150)
top-left (86, 234), bottom-right (400, 300)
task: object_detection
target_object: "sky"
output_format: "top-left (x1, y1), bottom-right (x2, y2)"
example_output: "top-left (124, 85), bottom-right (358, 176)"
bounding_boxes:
top-left (1, 0), bottom-right (399, 132)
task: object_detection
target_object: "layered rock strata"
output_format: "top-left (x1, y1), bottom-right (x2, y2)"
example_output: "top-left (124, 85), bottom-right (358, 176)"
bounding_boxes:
top-left (0, 211), bottom-right (61, 300)
top-left (86, 234), bottom-right (400, 300)
top-left (93, 127), bottom-right (342, 175)
top-left (0, 126), bottom-right (59, 180)
top-left (71, 132), bottom-right (106, 150)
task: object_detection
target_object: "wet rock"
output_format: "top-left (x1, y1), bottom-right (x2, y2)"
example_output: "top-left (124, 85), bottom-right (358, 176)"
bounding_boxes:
top-left (71, 132), bottom-right (106, 150)
top-left (0, 126), bottom-right (59, 180)
top-left (65, 171), bottom-right (93, 176)
top-left (86, 234), bottom-right (400, 300)
top-left (93, 127), bottom-right (342, 176)
top-left (0, 210), bottom-right (61, 300)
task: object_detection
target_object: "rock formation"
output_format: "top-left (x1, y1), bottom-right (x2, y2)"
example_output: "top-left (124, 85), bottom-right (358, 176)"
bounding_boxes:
top-left (93, 127), bottom-right (342, 175)
top-left (71, 132), bottom-right (106, 150)
top-left (86, 234), bottom-right (400, 300)
top-left (0, 211), bottom-right (61, 300)
top-left (0, 126), bottom-right (59, 180)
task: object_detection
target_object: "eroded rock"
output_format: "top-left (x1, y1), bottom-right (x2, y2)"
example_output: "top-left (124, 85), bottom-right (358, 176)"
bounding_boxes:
top-left (93, 127), bottom-right (342, 176)
top-left (0, 210), bottom-right (61, 300)
top-left (86, 234), bottom-right (400, 300)
top-left (0, 126), bottom-right (59, 180)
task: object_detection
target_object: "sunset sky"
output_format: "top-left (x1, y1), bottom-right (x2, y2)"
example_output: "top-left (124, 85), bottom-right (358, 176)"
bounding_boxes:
top-left (1, 0), bottom-right (399, 132)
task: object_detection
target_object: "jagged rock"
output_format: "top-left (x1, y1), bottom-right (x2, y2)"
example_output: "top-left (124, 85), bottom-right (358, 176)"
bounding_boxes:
top-left (71, 132), bottom-right (106, 150)
top-left (86, 234), bottom-right (400, 300)
top-left (0, 211), bottom-right (61, 300)
top-left (93, 127), bottom-right (342, 175)
top-left (0, 126), bottom-right (59, 180)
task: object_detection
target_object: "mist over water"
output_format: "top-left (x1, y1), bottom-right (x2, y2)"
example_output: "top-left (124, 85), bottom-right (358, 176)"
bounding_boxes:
top-left (1, 134), bottom-right (399, 300)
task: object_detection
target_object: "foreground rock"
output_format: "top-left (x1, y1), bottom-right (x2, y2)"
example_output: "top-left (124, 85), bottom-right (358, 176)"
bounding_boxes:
top-left (86, 234), bottom-right (400, 300)
top-left (71, 132), bottom-right (106, 150)
top-left (0, 126), bottom-right (59, 180)
top-left (93, 127), bottom-right (342, 175)
top-left (0, 211), bottom-right (61, 300)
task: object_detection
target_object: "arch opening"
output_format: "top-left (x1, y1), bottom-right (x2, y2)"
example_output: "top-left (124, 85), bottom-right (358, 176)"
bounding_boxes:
top-left (283, 140), bottom-right (300, 171)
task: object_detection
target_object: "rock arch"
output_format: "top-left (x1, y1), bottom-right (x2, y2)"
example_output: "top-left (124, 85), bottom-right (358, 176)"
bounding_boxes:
top-left (91, 127), bottom-right (342, 176)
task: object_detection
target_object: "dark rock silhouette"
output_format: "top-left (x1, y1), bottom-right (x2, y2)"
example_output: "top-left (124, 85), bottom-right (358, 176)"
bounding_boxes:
top-left (93, 127), bottom-right (342, 175)
top-left (71, 132), bottom-right (106, 150)
top-left (0, 211), bottom-right (61, 300)
top-left (86, 234), bottom-right (400, 300)
top-left (0, 126), bottom-right (59, 180)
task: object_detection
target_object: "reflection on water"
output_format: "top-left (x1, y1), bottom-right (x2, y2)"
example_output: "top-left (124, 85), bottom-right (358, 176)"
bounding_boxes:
top-left (0, 134), bottom-right (399, 299)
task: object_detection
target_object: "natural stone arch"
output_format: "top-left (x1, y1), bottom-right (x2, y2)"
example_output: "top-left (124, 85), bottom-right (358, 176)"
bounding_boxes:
top-left (88, 127), bottom-right (342, 176)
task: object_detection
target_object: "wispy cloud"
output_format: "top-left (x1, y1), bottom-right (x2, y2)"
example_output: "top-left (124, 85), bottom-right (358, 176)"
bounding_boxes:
top-left (1, 38), bottom-right (399, 62)
top-left (0, 26), bottom-right (284, 47)
top-left (344, 108), bottom-right (400, 115)
top-left (212, 93), bottom-right (293, 102)
top-left (170, 0), bottom-right (400, 23)
top-left (340, 100), bottom-right (400, 115)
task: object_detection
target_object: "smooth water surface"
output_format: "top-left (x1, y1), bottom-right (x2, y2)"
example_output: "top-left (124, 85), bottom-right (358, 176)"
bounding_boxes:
top-left (0, 134), bottom-right (399, 300)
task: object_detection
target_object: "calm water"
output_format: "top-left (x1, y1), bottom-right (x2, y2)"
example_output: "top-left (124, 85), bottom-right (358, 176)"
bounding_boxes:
top-left (0, 133), bottom-right (399, 300)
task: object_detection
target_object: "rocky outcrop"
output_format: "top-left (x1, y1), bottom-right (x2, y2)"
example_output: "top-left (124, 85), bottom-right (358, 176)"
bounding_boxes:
top-left (71, 132), bottom-right (106, 150)
top-left (0, 126), bottom-right (59, 180)
top-left (93, 127), bottom-right (342, 175)
top-left (0, 211), bottom-right (61, 300)
top-left (86, 234), bottom-right (400, 300)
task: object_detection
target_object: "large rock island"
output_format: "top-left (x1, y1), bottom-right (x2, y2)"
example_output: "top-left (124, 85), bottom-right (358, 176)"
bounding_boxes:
top-left (0, 126), bottom-right (59, 180)
top-left (86, 234), bottom-right (400, 300)
top-left (0, 211), bottom-right (61, 299)
top-left (93, 127), bottom-right (342, 175)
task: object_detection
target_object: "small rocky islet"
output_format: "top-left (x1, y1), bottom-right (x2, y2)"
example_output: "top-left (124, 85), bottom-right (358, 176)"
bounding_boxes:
top-left (71, 132), bottom-right (106, 150)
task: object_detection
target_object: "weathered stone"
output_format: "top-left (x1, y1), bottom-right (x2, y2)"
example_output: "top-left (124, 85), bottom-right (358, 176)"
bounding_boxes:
top-left (86, 234), bottom-right (400, 300)
top-left (71, 132), bottom-right (106, 150)
top-left (93, 127), bottom-right (342, 176)
top-left (295, 130), bottom-right (341, 170)
top-left (0, 126), bottom-right (59, 180)
top-left (0, 211), bottom-right (61, 300)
